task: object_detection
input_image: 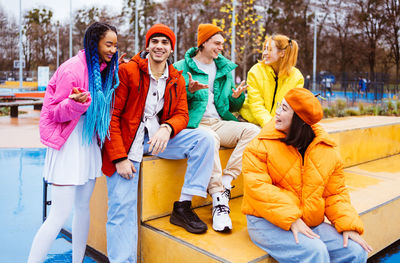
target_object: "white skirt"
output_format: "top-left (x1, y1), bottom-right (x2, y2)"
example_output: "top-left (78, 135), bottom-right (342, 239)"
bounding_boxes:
top-left (43, 116), bottom-right (102, 185)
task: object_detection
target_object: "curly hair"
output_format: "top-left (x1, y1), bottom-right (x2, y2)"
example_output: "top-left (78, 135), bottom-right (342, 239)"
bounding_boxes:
top-left (82, 22), bottom-right (119, 145)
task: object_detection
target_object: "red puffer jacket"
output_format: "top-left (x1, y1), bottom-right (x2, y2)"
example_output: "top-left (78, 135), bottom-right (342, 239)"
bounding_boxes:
top-left (102, 52), bottom-right (189, 176)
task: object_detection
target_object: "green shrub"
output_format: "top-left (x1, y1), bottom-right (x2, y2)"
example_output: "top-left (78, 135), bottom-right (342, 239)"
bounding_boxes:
top-left (364, 105), bottom-right (375, 115)
top-left (345, 108), bottom-right (360, 116)
top-left (373, 105), bottom-right (383, 115)
top-left (335, 99), bottom-right (347, 117)
top-left (323, 107), bottom-right (333, 118)
top-left (336, 99), bottom-right (347, 111)
top-left (320, 98), bottom-right (400, 118)
top-left (358, 103), bottom-right (365, 114)
top-left (388, 100), bottom-right (395, 112)
top-left (0, 107), bottom-right (10, 116)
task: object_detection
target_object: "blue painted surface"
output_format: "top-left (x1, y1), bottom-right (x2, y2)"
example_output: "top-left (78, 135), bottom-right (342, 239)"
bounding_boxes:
top-left (0, 148), bottom-right (95, 263)
top-left (369, 239), bottom-right (400, 263)
top-left (377, 254), bottom-right (400, 263)
top-left (315, 90), bottom-right (393, 102)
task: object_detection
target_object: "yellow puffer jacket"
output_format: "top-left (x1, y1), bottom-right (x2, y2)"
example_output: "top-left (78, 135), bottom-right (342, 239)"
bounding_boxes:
top-left (241, 120), bottom-right (364, 234)
top-left (239, 63), bottom-right (304, 127)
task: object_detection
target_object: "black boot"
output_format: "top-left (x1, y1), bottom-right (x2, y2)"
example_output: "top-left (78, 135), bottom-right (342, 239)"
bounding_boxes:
top-left (170, 201), bottom-right (208, 234)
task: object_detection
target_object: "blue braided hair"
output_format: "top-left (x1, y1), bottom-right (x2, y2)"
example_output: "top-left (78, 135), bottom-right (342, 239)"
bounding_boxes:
top-left (82, 22), bottom-right (119, 146)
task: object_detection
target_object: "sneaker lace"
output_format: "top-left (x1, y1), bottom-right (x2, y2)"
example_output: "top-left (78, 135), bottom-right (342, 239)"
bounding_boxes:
top-left (213, 204), bottom-right (230, 216)
top-left (222, 186), bottom-right (234, 200)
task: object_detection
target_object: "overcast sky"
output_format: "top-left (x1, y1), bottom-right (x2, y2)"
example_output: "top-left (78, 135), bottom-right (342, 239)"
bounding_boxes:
top-left (1, 0), bottom-right (124, 22)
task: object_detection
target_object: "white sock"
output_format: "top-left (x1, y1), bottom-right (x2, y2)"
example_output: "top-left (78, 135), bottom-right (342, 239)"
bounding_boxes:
top-left (72, 179), bottom-right (95, 263)
top-left (179, 193), bottom-right (193, 202)
top-left (222, 175), bottom-right (233, 190)
top-left (27, 185), bottom-right (75, 263)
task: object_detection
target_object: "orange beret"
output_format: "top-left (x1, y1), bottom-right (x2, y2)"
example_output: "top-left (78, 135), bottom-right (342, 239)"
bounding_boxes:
top-left (284, 88), bottom-right (323, 125)
top-left (197, 24), bottom-right (223, 47)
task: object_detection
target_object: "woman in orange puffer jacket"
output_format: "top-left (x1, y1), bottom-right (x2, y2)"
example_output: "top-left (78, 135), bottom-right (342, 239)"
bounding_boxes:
top-left (242, 88), bottom-right (372, 263)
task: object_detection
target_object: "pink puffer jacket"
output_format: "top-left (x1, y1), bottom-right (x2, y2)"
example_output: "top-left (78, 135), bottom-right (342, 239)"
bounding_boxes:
top-left (39, 50), bottom-right (106, 150)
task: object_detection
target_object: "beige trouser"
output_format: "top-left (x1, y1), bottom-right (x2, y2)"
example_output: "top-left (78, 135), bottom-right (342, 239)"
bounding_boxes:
top-left (197, 118), bottom-right (261, 194)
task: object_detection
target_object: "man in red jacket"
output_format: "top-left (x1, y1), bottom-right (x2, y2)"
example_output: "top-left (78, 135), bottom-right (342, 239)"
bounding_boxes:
top-left (102, 24), bottom-right (214, 263)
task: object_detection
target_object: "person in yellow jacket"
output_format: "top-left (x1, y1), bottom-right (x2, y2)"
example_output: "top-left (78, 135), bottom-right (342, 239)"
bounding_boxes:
top-left (239, 34), bottom-right (304, 127)
top-left (242, 88), bottom-right (372, 263)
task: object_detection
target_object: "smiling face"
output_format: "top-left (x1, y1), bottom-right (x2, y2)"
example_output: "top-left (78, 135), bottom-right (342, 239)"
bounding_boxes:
top-left (97, 30), bottom-right (118, 63)
top-left (262, 39), bottom-right (283, 65)
top-left (201, 33), bottom-right (224, 60)
top-left (147, 36), bottom-right (172, 64)
top-left (275, 98), bottom-right (294, 134)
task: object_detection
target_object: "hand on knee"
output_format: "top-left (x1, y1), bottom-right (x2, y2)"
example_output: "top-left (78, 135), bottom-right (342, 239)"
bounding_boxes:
top-left (343, 231), bottom-right (372, 253)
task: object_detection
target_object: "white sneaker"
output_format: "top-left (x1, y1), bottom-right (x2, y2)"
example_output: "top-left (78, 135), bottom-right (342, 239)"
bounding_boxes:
top-left (212, 192), bottom-right (232, 232)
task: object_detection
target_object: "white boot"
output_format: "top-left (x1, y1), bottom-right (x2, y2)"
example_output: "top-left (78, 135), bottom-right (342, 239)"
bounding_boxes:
top-left (212, 191), bottom-right (232, 232)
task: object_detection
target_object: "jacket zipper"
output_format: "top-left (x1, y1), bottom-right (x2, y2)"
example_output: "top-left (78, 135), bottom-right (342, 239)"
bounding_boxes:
top-left (168, 89), bottom-right (173, 117)
top-left (297, 143), bottom-right (315, 215)
top-left (166, 78), bottom-right (173, 117)
top-left (127, 69), bottom-right (149, 153)
top-left (174, 82), bottom-right (178, 99)
top-left (271, 75), bottom-right (279, 112)
top-left (298, 150), bottom-right (304, 213)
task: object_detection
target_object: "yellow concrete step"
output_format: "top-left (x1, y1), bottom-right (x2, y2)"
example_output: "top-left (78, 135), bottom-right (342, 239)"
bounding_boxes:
top-left (320, 116), bottom-right (400, 167)
top-left (141, 197), bottom-right (274, 263)
top-left (86, 116), bottom-right (400, 258)
top-left (141, 149), bottom-right (243, 221)
top-left (140, 154), bottom-right (400, 262)
top-left (141, 116), bottom-right (400, 221)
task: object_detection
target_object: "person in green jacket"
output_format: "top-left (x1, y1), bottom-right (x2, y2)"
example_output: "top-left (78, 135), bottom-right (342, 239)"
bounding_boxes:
top-left (239, 34), bottom-right (304, 127)
top-left (174, 23), bottom-right (260, 232)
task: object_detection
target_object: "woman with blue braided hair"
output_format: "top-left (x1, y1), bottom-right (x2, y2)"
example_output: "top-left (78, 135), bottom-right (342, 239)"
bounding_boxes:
top-left (28, 22), bottom-right (119, 263)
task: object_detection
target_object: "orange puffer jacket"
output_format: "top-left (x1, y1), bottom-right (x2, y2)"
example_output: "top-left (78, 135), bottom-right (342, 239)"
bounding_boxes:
top-left (241, 120), bottom-right (364, 234)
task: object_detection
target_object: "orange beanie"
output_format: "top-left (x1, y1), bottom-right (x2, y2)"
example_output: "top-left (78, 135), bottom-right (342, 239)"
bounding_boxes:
top-left (146, 24), bottom-right (176, 50)
top-left (284, 88), bottom-right (323, 125)
top-left (197, 24), bottom-right (223, 47)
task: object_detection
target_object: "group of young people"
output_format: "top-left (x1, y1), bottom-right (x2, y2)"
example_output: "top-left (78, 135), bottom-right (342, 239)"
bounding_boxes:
top-left (27, 21), bottom-right (372, 263)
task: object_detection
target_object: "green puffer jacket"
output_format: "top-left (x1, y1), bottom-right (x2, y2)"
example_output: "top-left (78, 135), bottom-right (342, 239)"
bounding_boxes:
top-left (174, 47), bottom-right (244, 128)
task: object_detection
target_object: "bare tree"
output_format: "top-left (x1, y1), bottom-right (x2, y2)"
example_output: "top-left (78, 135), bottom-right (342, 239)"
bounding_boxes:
top-left (384, 0), bottom-right (400, 83)
top-left (73, 6), bottom-right (120, 54)
top-left (353, 0), bottom-right (386, 81)
top-left (122, 0), bottom-right (160, 52)
top-left (326, 0), bottom-right (361, 80)
top-left (156, 0), bottom-right (225, 60)
top-left (23, 8), bottom-right (56, 71)
top-left (0, 5), bottom-right (18, 71)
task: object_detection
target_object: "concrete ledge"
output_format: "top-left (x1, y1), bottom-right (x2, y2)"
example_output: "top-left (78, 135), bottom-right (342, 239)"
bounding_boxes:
top-left (139, 117), bottom-right (400, 221)
top-left (84, 116), bottom-right (400, 260)
top-left (141, 154), bottom-right (400, 262)
top-left (142, 197), bottom-right (275, 263)
top-left (140, 149), bottom-right (244, 221)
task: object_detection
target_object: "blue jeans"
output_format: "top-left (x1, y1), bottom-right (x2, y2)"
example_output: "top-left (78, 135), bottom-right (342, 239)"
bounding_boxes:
top-left (247, 215), bottom-right (367, 263)
top-left (106, 129), bottom-right (214, 263)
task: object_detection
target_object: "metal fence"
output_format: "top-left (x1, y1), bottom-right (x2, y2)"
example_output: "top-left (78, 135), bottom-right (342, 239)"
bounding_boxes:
top-left (314, 80), bottom-right (399, 103)
top-left (0, 71), bottom-right (38, 83)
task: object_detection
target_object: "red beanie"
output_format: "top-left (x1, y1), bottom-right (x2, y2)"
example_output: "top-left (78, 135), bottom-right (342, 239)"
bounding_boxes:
top-left (145, 24), bottom-right (176, 50)
top-left (197, 24), bottom-right (223, 47)
top-left (284, 88), bottom-right (323, 125)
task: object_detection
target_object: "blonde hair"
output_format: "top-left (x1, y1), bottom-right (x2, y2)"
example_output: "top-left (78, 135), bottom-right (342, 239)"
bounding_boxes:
top-left (261, 34), bottom-right (298, 77)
